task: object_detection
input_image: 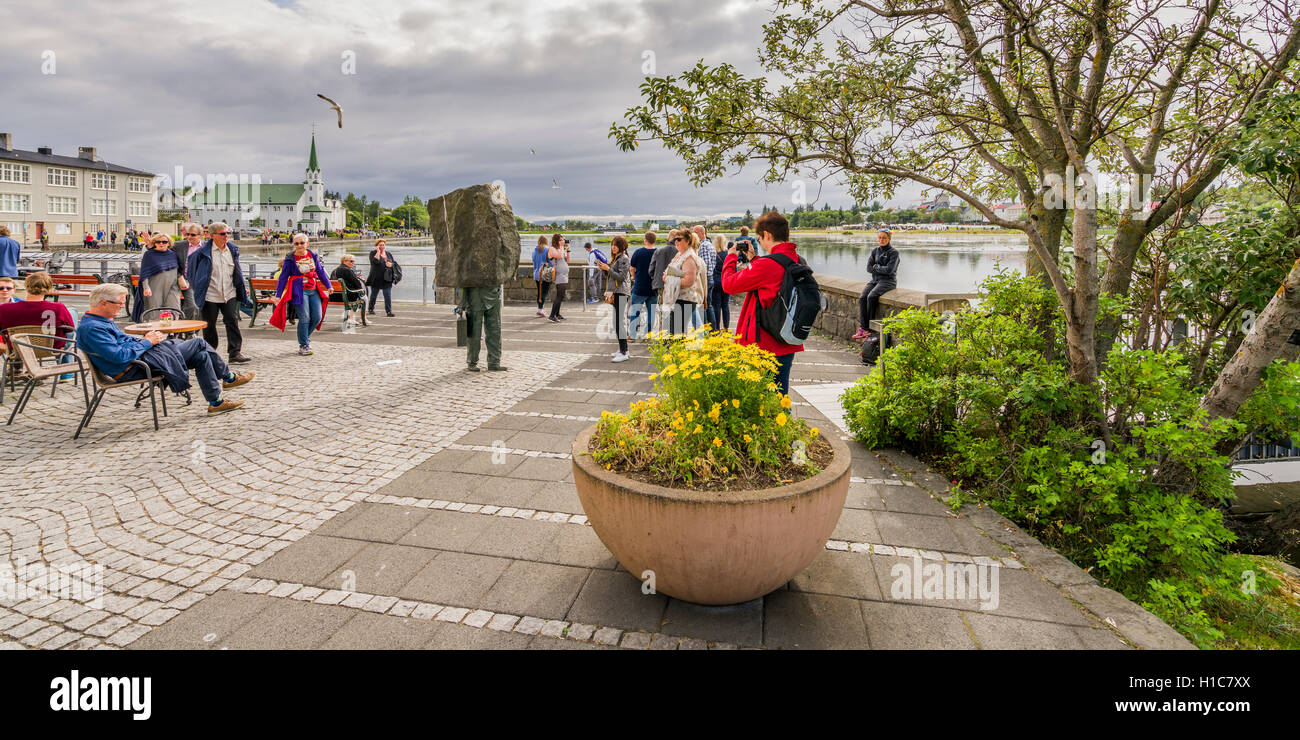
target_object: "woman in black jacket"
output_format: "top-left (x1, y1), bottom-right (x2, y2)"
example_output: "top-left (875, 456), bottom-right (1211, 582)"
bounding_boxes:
top-left (365, 238), bottom-right (398, 317)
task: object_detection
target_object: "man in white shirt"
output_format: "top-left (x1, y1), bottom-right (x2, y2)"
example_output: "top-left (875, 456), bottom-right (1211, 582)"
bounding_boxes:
top-left (186, 221), bottom-right (251, 363)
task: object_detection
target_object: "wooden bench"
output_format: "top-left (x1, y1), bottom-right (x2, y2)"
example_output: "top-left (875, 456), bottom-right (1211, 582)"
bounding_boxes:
top-left (46, 274), bottom-right (102, 302)
top-left (247, 277), bottom-right (361, 329)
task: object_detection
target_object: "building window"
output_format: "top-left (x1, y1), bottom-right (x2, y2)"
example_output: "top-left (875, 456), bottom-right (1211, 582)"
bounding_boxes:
top-left (0, 193), bottom-right (31, 213)
top-left (128, 176), bottom-right (151, 193)
top-left (47, 167), bottom-right (77, 187)
top-left (129, 201), bottom-right (150, 217)
top-left (274, 220), bottom-right (280, 227)
top-left (48, 196), bottom-right (78, 215)
top-left (91, 172), bottom-right (117, 190)
top-left (0, 163), bottom-right (30, 184)
top-left (91, 198), bottom-right (117, 216)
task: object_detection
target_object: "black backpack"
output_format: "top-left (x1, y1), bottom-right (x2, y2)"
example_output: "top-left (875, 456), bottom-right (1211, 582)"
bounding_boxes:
top-left (753, 253), bottom-right (822, 345)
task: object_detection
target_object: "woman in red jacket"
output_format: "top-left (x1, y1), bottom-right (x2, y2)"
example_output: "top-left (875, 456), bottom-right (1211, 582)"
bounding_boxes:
top-left (719, 210), bottom-right (803, 395)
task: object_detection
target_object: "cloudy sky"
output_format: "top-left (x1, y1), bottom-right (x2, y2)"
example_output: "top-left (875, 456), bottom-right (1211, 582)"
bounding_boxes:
top-left (1, 0), bottom-right (921, 223)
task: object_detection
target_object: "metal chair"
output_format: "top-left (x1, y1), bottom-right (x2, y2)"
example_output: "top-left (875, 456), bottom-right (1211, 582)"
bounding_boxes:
top-left (76, 349), bottom-right (170, 439)
top-left (5, 334), bottom-right (91, 427)
top-left (2, 324), bottom-right (78, 404)
top-left (140, 306), bottom-right (184, 323)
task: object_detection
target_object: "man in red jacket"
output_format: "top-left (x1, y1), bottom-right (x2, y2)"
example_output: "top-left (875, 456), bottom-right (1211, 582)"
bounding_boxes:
top-left (720, 210), bottom-right (802, 395)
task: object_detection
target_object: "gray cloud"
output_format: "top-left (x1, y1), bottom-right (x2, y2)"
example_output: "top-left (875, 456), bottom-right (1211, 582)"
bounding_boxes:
top-left (0, 0), bottom-right (919, 222)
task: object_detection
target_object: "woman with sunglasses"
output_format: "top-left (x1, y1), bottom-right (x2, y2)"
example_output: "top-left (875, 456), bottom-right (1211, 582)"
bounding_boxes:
top-left (660, 230), bottom-right (705, 335)
top-left (131, 234), bottom-right (188, 322)
top-left (271, 233), bottom-right (332, 355)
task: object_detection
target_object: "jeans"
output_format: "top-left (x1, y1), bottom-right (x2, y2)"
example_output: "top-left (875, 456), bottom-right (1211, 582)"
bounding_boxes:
top-left (200, 297), bottom-right (243, 357)
top-left (774, 353), bottom-right (794, 397)
top-left (710, 286), bottom-right (730, 331)
top-left (628, 293), bottom-right (656, 337)
top-left (550, 284), bottom-right (567, 319)
top-left (368, 284), bottom-right (392, 313)
top-left (124, 337), bottom-right (231, 405)
top-left (296, 292), bottom-right (323, 348)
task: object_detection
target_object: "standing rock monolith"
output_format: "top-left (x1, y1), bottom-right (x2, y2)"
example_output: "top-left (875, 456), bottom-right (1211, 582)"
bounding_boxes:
top-left (428, 183), bottom-right (519, 288)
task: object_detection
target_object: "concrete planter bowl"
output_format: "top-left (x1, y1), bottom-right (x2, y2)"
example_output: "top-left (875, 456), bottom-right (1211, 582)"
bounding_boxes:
top-left (571, 424), bottom-right (852, 606)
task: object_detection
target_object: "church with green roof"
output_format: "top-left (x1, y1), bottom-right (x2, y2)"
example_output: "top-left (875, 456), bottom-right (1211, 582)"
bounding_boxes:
top-left (188, 134), bottom-right (347, 233)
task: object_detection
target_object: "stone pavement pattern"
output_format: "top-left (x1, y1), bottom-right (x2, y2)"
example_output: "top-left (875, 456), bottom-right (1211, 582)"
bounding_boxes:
top-left (1, 300), bottom-right (1193, 649)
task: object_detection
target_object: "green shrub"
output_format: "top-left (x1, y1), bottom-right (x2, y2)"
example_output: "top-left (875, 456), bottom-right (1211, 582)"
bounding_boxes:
top-left (838, 269), bottom-right (1300, 645)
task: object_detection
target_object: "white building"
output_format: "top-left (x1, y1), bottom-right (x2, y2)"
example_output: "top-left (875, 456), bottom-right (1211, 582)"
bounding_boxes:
top-left (0, 133), bottom-right (158, 245)
top-left (188, 135), bottom-right (347, 233)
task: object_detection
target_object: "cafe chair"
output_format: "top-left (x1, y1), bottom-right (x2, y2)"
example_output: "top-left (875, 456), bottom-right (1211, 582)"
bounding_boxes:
top-left (76, 349), bottom-right (172, 439)
top-left (140, 306), bottom-right (185, 323)
top-left (5, 334), bottom-right (91, 427)
top-left (1, 324), bottom-right (79, 405)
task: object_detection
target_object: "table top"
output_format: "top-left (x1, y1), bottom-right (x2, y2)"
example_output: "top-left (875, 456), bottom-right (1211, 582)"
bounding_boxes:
top-left (123, 320), bottom-right (208, 335)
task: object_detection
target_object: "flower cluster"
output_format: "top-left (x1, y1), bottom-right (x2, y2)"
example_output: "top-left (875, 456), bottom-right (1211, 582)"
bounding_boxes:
top-left (591, 328), bottom-right (821, 488)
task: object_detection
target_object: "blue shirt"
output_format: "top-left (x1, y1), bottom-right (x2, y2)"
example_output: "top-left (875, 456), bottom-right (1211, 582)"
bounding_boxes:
top-left (630, 247), bottom-right (657, 296)
top-left (77, 312), bottom-right (150, 378)
top-left (531, 247), bottom-right (548, 281)
top-left (0, 235), bottom-right (21, 278)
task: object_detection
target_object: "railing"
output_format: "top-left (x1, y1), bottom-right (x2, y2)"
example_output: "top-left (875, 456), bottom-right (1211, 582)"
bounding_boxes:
top-left (1235, 432), bottom-right (1300, 463)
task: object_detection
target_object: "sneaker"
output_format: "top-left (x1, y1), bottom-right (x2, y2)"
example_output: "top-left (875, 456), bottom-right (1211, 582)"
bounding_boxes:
top-left (228, 353), bottom-right (252, 364)
top-left (536, 310), bottom-right (546, 317)
top-left (851, 328), bottom-right (869, 341)
top-left (487, 366), bottom-right (508, 372)
top-left (298, 346), bottom-right (313, 356)
top-left (612, 353), bottom-right (630, 363)
top-left (557, 315), bottom-right (567, 321)
top-left (207, 399), bottom-right (245, 415)
top-left (222, 371), bottom-right (255, 389)
top-left (548, 317), bottom-right (560, 323)
top-left (467, 364), bottom-right (481, 372)
top-left (386, 312), bottom-right (395, 317)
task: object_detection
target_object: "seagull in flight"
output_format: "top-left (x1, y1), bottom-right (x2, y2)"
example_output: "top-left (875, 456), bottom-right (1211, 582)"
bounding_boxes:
top-left (530, 148), bottom-right (537, 155)
top-left (316, 94), bottom-right (343, 128)
top-left (552, 179), bottom-right (560, 189)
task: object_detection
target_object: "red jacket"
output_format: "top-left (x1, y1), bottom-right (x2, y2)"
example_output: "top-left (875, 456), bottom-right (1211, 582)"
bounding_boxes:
top-left (720, 242), bottom-right (804, 357)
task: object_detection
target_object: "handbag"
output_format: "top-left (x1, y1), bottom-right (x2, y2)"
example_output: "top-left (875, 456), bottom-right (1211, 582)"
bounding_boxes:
top-left (539, 260), bottom-right (556, 284)
top-left (603, 291), bottom-right (616, 305)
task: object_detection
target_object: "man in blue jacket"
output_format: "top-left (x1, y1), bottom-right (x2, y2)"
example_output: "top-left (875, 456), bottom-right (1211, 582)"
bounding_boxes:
top-left (854, 228), bottom-right (899, 341)
top-left (77, 283), bottom-right (254, 414)
top-left (187, 222), bottom-right (251, 363)
top-left (0, 225), bottom-right (20, 278)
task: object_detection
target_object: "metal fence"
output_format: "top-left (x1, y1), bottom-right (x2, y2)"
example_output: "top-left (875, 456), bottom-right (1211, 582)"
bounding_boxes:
top-left (1235, 432), bottom-right (1300, 463)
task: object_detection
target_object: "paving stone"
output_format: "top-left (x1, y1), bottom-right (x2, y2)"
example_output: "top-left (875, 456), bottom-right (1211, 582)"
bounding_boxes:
top-left (661, 598), bottom-right (763, 647)
top-left (537, 524), bottom-right (618, 569)
top-left (830, 508), bottom-right (882, 543)
top-left (873, 511), bottom-right (968, 553)
top-left (322, 542), bottom-right (437, 595)
top-left (592, 627), bottom-right (623, 646)
top-left (790, 550), bottom-right (884, 601)
top-left (398, 552), bottom-right (511, 608)
top-left (219, 599), bottom-right (356, 650)
top-left (1061, 583), bottom-right (1194, 650)
top-left (566, 569), bottom-right (667, 633)
top-left (464, 516), bottom-right (561, 561)
top-left (478, 561), bottom-right (589, 621)
top-left (565, 623), bottom-right (596, 641)
top-left (858, 600), bottom-right (977, 649)
top-left (397, 510), bottom-right (496, 551)
top-left (964, 611), bottom-right (1087, 649)
top-left (763, 591), bottom-right (871, 650)
top-left (320, 611), bottom-right (441, 650)
top-left (426, 622), bottom-right (533, 649)
top-left (313, 504), bottom-right (432, 544)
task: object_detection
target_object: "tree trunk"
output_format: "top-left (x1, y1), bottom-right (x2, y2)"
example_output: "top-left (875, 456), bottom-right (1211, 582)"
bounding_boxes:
top-left (1065, 186), bottom-right (1101, 389)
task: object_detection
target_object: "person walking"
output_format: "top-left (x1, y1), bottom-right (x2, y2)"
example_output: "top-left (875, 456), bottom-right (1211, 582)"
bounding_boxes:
top-left (584, 241), bottom-right (607, 303)
top-left (131, 234), bottom-right (187, 322)
top-left (692, 225), bottom-right (716, 329)
top-left (628, 231), bottom-right (658, 339)
top-left (531, 236), bottom-right (551, 317)
top-left (661, 230), bottom-right (706, 336)
top-left (271, 233), bottom-right (332, 355)
top-left (721, 210), bottom-right (803, 395)
top-left (0, 225), bottom-right (20, 279)
top-left (596, 235), bottom-right (632, 362)
top-left (546, 233), bottom-right (570, 323)
top-left (709, 236), bottom-right (731, 331)
top-left (330, 254), bottom-right (366, 332)
top-left (853, 228), bottom-right (899, 341)
top-left (175, 223), bottom-right (204, 319)
top-left (187, 221), bottom-right (251, 364)
top-left (366, 238), bottom-right (397, 317)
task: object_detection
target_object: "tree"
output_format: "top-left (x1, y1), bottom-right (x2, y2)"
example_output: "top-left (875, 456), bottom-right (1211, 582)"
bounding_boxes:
top-left (390, 202), bottom-right (429, 229)
top-left (743, 208), bottom-right (754, 227)
top-left (611, 0), bottom-right (1300, 429)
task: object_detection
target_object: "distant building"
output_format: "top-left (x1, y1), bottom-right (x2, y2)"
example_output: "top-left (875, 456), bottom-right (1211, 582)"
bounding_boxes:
top-left (187, 134), bottom-right (346, 233)
top-left (0, 132), bottom-right (158, 245)
top-left (991, 202), bottom-right (1026, 221)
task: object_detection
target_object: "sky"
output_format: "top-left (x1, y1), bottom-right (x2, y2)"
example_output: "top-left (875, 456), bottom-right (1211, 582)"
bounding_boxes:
top-left (0, 0), bottom-right (923, 223)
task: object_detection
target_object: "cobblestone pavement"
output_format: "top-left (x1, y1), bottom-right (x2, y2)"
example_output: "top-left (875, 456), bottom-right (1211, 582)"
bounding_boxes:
top-left (2, 301), bottom-right (1192, 649)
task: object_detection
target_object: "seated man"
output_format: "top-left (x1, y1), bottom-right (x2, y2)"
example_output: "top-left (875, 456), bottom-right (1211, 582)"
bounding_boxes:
top-left (77, 283), bottom-right (254, 415)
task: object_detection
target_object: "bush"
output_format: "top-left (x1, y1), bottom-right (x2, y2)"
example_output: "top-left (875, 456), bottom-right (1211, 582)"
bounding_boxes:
top-left (591, 329), bottom-right (822, 488)
top-left (837, 270), bottom-right (1300, 645)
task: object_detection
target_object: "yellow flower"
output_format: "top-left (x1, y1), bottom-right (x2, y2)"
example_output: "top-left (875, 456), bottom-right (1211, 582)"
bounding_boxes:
top-left (693, 424), bottom-right (703, 434)
top-left (732, 399), bottom-right (740, 408)
top-left (691, 373), bottom-right (701, 380)
top-left (780, 395), bottom-right (791, 409)
top-left (810, 427), bottom-right (819, 438)
top-left (743, 434), bottom-right (752, 443)
top-left (776, 413), bottom-right (787, 427)
top-left (693, 400), bottom-right (699, 409)
top-left (686, 411), bottom-right (694, 422)
top-left (619, 440), bottom-right (626, 447)
top-left (712, 437), bottom-right (722, 447)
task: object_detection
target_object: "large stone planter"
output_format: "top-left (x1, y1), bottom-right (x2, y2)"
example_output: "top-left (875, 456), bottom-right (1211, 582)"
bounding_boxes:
top-left (571, 425), bottom-right (851, 605)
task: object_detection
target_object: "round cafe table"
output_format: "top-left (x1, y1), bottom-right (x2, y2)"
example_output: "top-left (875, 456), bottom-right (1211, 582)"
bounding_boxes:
top-left (123, 319), bottom-right (208, 340)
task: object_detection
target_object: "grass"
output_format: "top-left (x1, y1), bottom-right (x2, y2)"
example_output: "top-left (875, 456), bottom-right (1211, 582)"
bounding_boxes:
top-left (1205, 555), bottom-right (1300, 650)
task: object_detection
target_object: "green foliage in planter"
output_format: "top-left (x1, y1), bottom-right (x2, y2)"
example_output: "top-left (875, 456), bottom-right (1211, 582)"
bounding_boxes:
top-left (839, 270), bottom-right (1300, 646)
top-left (592, 329), bottom-right (822, 487)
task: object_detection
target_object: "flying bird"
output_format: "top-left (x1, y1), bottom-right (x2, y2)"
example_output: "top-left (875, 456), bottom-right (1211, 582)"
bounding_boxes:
top-left (316, 94), bottom-right (343, 128)
top-left (552, 179), bottom-right (560, 189)
top-left (530, 148), bottom-right (537, 155)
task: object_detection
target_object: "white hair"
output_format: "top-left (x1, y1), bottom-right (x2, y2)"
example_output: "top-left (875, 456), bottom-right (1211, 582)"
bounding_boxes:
top-left (88, 283), bottom-right (128, 307)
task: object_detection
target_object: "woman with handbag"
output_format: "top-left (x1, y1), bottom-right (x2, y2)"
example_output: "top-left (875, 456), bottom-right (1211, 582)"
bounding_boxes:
top-left (596, 235), bottom-right (632, 362)
top-left (532, 236), bottom-right (551, 317)
top-left (661, 230), bottom-right (705, 336)
top-left (546, 233), bottom-right (569, 323)
top-left (366, 238), bottom-right (398, 317)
